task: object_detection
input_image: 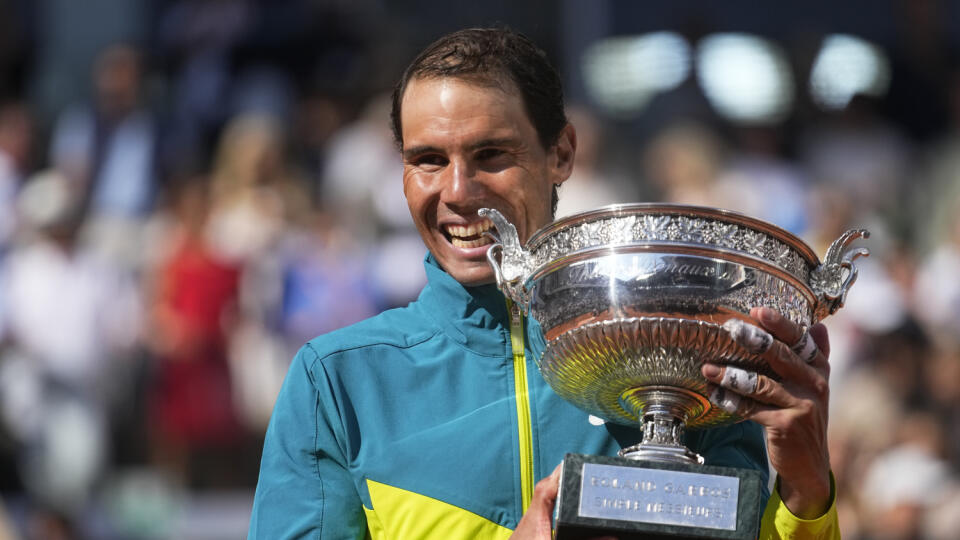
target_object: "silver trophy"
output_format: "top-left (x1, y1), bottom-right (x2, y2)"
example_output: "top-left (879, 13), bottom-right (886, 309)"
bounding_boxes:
top-left (480, 204), bottom-right (868, 539)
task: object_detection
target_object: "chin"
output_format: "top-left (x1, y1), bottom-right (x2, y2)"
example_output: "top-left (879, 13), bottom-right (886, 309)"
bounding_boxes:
top-left (461, 276), bottom-right (497, 288)
top-left (448, 265), bottom-right (496, 288)
top-left (454, 273), bottom-right (496, 288)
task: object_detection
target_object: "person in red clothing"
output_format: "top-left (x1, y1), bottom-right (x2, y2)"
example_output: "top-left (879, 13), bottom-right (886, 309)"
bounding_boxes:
top-left (145, 179), bottom-right (243, 486)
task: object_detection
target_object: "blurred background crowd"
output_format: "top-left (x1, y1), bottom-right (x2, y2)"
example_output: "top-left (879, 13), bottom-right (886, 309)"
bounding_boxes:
top-left (0, 0), bottom-right (958, 538)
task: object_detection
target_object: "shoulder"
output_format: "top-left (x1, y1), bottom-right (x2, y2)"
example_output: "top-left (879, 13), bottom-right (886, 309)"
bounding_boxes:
top-left (271, 301), bottom-right (441, 426)
top-left (302, 301), bottom-right (439, 367)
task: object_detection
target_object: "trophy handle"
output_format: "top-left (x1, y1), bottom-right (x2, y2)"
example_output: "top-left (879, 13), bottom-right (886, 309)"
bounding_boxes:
top-left (479, 208), bottom-right (533, 310)
top-left (810, 229), bottom-right (870, 321)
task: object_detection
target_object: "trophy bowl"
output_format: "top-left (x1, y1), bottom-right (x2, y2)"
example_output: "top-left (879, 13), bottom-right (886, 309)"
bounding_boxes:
top-left (480, 204), bottom-right (868, 465)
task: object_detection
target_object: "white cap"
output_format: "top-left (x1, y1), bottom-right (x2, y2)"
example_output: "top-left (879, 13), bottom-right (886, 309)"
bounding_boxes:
top-left (17, 169), bottom-right (78, 230)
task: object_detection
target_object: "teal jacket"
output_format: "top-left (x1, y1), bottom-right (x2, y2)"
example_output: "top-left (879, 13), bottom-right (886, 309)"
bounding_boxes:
top-left (249, 254), bottom-right (769, 539)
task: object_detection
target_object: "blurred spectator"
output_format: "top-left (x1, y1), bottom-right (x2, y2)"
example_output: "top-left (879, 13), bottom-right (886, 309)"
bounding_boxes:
top-left (222, 205), bottom-right (386, 432)
top-left (31, 0), bottom-right (147, 121)
top-left (203, 112), bottom-right (310, 433)
top-left (206, 113), bottom-right (309, 264)
top-left (913, 195), bottom-right (960, 344)
top-left (822, 257), bottom-right (910, 388)
top-left (555, 106), bottom-right (631, 217)
top-left (49, 44), bottom-right (159, 269)
top-left (641, 120), bottom-right (724, 207)
top-left (917, 64), bottom-right (960, 254)
top-left (913, 66), bottom-right (960, 346)
top-left (712, 126), bottom-right (810, 236)
top-left (321, 94), bottom-right (426, 307)
top-left (0, 100), bottom-right (33, 252)
top-left (921, 344), bottom-right (960, 467)
top-left (800, 96), bottom-right (912, 240)
top-left (290, 92), bottom-right (351, 189)
top-left (143, 177), bottom-right (244, 489)
top-left (278, 210), bottom-right (381, 345)
top-left (321, 94), bottom-right (405, 241)
top-left (50, 44), bottom-right (157, 220)
top-left (156, 0), bottom-right (254, 173)
top-left (0, 170), bottom-right (141, 519)
top-left (858, 411), bottom-right (957, 540)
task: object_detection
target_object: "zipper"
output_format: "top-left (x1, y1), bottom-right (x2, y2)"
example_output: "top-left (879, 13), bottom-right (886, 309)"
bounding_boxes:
top-left (507, 298), bottom-right (535, 513)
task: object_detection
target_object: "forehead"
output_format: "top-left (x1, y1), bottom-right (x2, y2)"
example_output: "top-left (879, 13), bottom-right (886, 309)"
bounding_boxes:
top-left (399, 76), bottom-right (537, 144)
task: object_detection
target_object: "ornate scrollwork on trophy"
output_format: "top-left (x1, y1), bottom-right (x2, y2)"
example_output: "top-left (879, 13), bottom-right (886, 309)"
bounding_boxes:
top-left (522, 208), bottom-right (814, 291)
top-left (810, 229), bottom-right (871, 320)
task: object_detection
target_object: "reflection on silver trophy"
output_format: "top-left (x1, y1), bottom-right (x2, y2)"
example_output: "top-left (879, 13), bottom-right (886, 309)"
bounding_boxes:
top-left (480, 204), bottom-right (868, 538)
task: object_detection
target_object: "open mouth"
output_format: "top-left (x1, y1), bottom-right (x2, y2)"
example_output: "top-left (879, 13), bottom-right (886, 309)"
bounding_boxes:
top-left (443, 218), bottom-right (496, 249)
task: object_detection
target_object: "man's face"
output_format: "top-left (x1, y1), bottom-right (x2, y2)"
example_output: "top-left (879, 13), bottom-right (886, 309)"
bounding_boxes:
top-left (400, 76), bottom-right (575, 286)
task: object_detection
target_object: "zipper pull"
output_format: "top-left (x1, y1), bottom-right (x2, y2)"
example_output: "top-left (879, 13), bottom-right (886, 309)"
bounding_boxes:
top-left (507, 298), bottom-right (524, 352)
top-left (510, 301), bottom-right (523, 329)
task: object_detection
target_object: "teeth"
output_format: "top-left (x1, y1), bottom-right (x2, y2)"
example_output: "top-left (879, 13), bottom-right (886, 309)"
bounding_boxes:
top-left (450, 236), bottom-right (493, 248)
top-left (445, 218), bottom-right (494, 239)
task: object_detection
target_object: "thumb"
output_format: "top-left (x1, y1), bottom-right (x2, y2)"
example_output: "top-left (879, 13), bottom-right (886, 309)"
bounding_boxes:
top-left (510, 464), bottom-right (563, 539)
top-left (530, 463), bottom-right (562, 512)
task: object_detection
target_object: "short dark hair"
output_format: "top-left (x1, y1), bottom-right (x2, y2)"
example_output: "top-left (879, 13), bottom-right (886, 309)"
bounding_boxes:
top-left (390, 27), bottom-right (567, 212)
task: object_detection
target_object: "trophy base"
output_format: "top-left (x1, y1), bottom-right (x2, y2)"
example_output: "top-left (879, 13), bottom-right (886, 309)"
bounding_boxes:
top-left (555, 453), bottom-right (763, 540)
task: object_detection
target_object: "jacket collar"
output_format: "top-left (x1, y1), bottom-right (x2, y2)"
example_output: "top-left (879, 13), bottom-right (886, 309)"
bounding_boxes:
top-left (418, 252), bottom-right (511, 356)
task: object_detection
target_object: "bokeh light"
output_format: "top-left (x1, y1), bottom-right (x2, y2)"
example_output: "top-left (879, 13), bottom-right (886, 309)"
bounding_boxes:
top-left (810, 34), bottom-right (891, 110)
top-left (582, 32), bottom-right (691, 116)
top-left (696, 33), bottom-right (795, 124)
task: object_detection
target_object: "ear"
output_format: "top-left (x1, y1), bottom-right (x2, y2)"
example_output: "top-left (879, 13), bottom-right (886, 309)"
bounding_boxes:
top-left (549, 123), bottom-right (577, 186)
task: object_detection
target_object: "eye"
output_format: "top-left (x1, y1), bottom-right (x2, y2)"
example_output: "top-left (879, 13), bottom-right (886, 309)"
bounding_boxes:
top-left (411, 154), bottom-right (448, 170)
top-left (475, 148), bottom-right (505, 161)
top-left (475, 147), bottom-right (511, 172)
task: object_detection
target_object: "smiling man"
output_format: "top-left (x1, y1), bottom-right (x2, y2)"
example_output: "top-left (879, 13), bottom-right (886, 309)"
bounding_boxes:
top-left (249, 28), bottom-right (839, 540)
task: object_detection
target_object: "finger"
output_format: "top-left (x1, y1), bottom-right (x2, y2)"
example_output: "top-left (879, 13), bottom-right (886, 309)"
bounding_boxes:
top-left (723, 319), bottom-right (821, 385)
top-left (707, 383), bottom-right (746, 415)
top-left (750, 307), bottom-right (830, 374)
top-left (718, 364), bottom-right (759, 394)
top-left (809, 323), bottom-right (830, 359)
top-left (514, 464), bottom-right (563, 539)
top-left (752, 307), bottom-right (804, 346)
top-left (759, 335), bottom-right (824, 385)
top-left (532, 463), bottom-right (562, 504)
top-left (789, 328), bottom-right (819, 365)
top-left (706, 383), bottom-right (782, 417)
top-left (722, 318), bottom-right (774, 355)
top-left (703, 363), bottom-right (793, 410)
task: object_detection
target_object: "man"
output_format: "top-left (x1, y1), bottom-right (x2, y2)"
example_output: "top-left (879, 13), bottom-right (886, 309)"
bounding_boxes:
top-left (249, 28), bottom-right (838, 539)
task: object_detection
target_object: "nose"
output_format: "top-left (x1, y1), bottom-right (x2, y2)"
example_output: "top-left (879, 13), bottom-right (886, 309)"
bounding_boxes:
top-left (441, 158), bottom-right (483, 209)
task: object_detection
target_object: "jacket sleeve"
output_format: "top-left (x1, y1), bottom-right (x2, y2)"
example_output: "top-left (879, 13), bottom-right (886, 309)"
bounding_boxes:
top-left (249, 344), bottom-right (366, 539)
top-left (758, 473), bottom-right (840, 540)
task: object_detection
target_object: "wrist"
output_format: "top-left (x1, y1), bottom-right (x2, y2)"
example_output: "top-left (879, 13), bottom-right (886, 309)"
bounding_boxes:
top-left (777, 470), bottom-right (833, 519)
